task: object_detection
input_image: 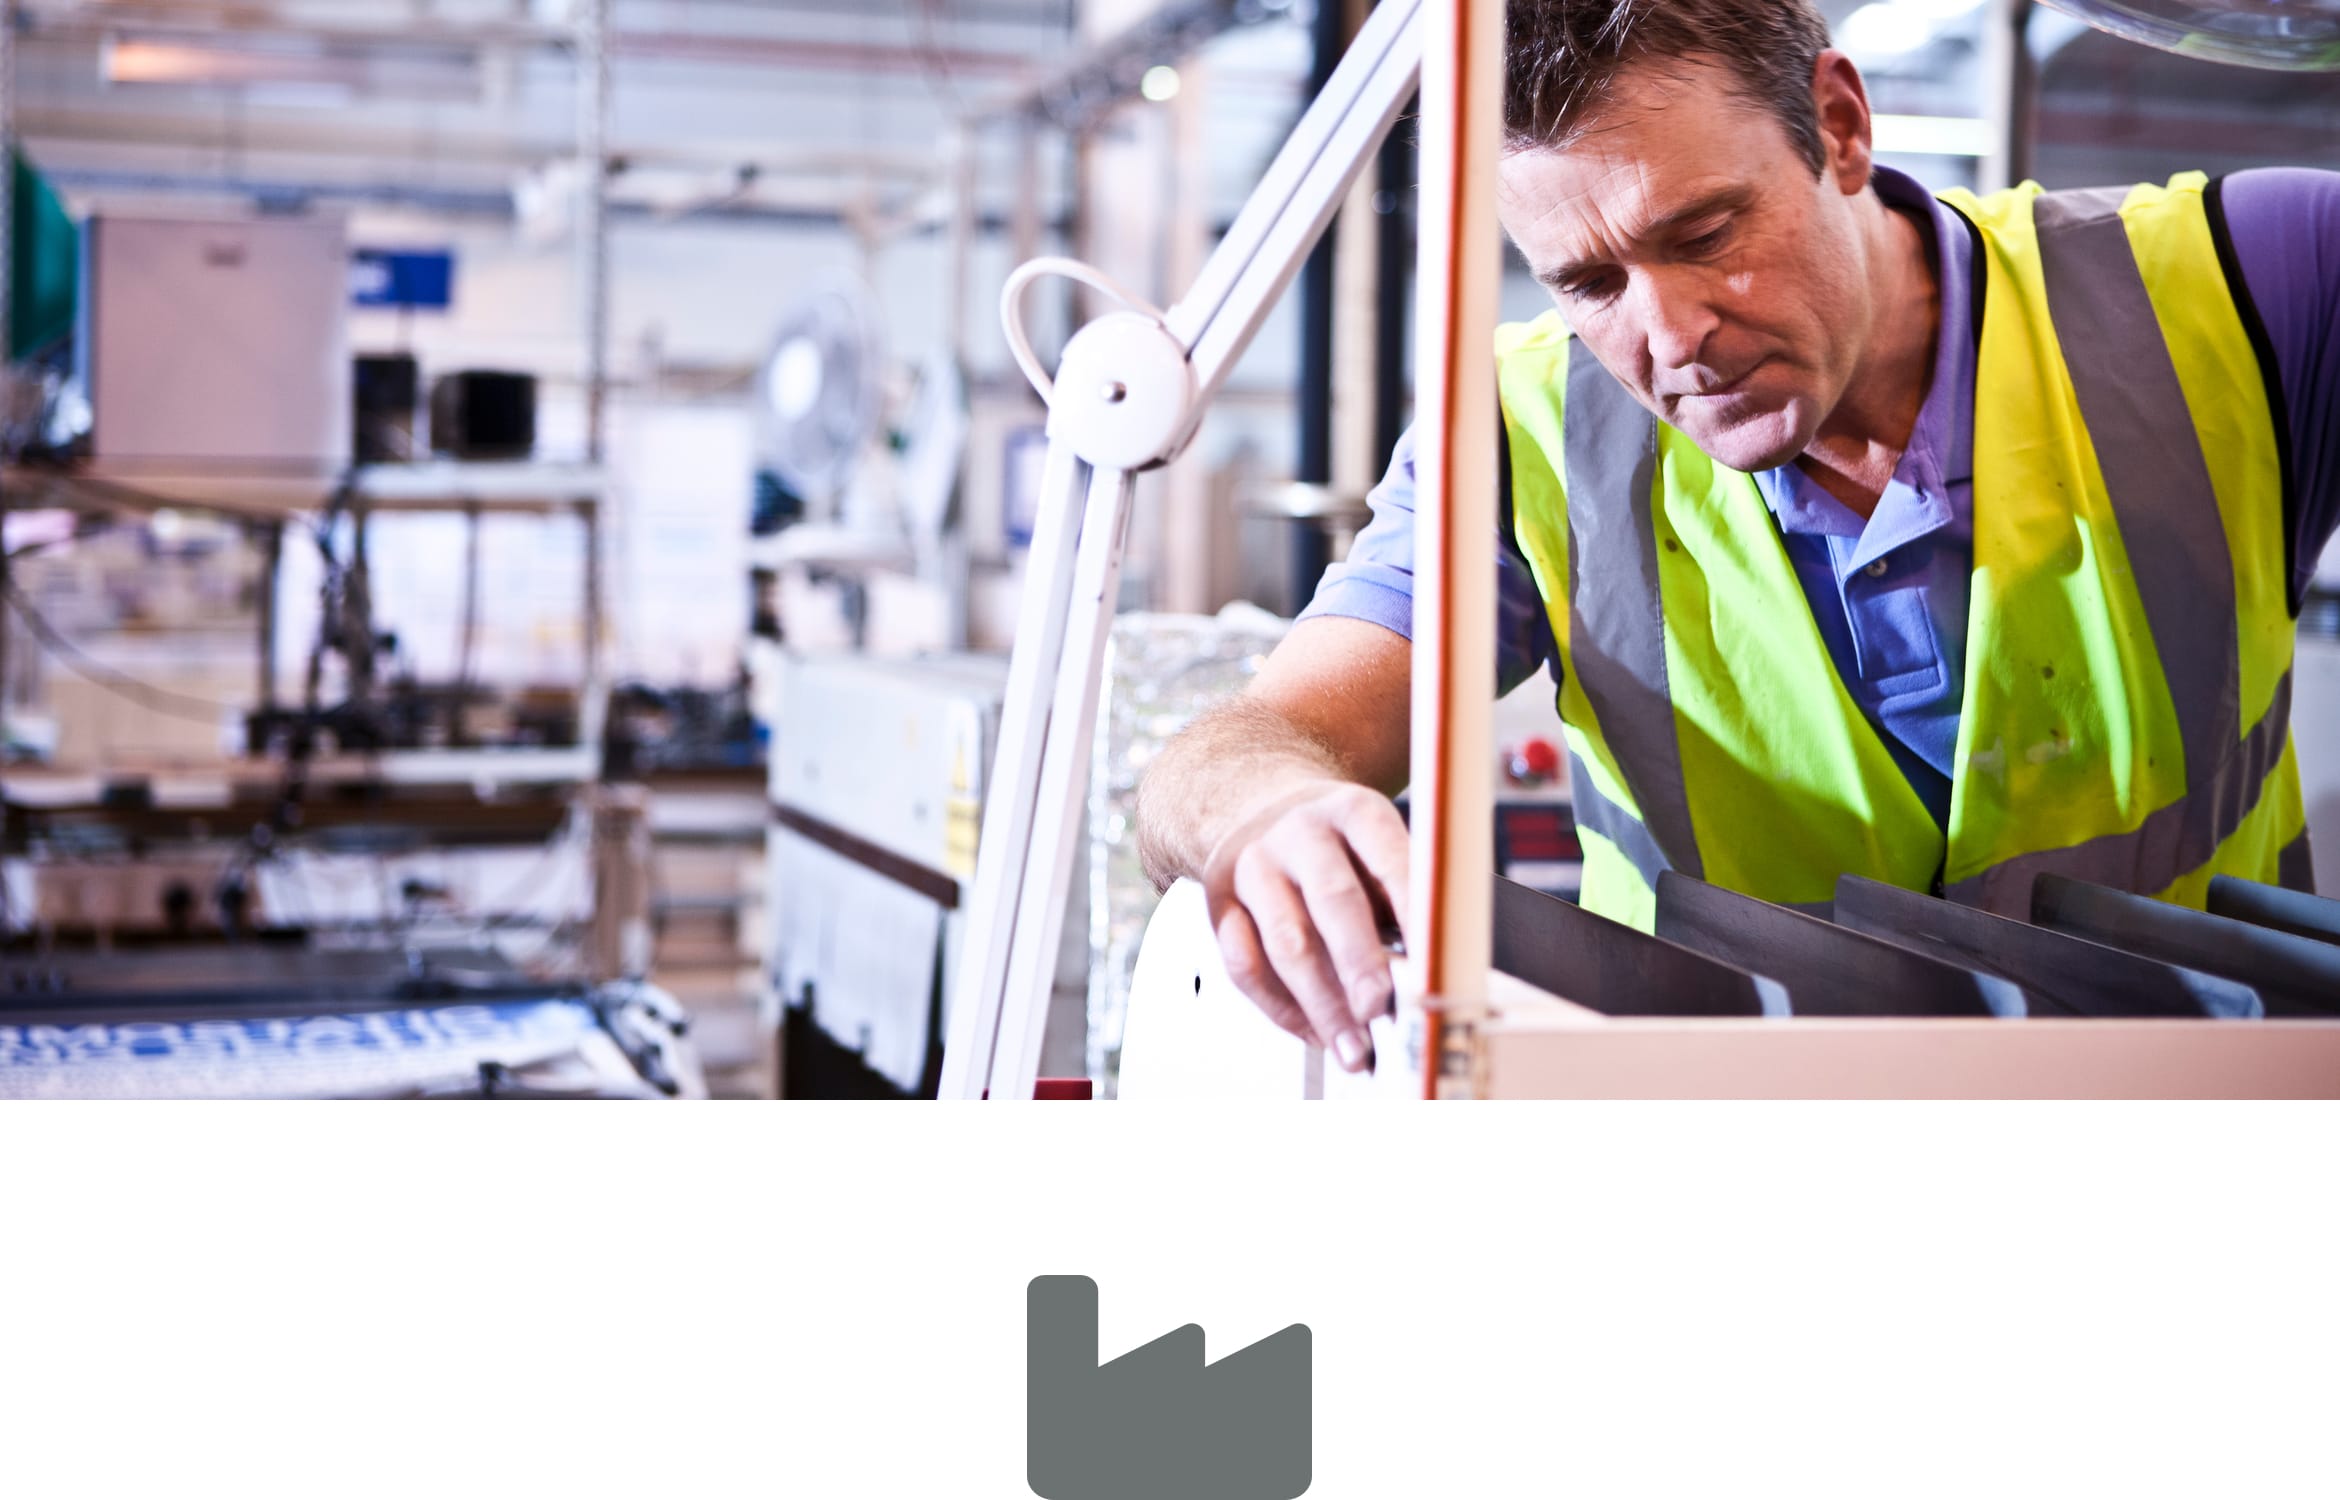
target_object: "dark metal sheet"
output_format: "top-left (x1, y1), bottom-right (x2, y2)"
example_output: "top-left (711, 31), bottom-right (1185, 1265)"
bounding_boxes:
top-left (1492, 877), bottom-right (1787, 1017)
top-left (2205, 875), bottom-right (2340, 948)
top-left (1836, 875), bottom-right (2261, 1020)
top-left (0, 943), bottom-right (559, 1019)
top-left (2032, 876), bottom-right (2340, 1016)
top-left (772, 800), bottom-right (960, 909)
top-left (1654, 872), bottom-right (2021, 1018)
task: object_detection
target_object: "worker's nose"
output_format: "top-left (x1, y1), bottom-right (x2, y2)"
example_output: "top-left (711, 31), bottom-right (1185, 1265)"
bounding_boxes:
top-left (1633, 270), bottom-right (1722, 376)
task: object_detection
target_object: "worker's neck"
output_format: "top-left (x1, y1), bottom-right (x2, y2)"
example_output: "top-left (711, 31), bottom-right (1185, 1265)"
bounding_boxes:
top-left (1794, 193), bottom-right (1941, 522)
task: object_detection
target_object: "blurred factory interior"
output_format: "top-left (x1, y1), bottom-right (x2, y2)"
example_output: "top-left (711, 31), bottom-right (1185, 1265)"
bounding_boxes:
top-left (1, 0), bottom-right (2336, 1097)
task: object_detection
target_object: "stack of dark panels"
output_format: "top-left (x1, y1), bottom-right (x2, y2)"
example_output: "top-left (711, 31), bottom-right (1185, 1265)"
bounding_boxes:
top-left (1491, 869), bottom-right (2339, 1022)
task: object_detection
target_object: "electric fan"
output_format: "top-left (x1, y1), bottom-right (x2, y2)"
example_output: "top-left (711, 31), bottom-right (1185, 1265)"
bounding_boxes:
top-left (759, 275), bottom-right (885, 521)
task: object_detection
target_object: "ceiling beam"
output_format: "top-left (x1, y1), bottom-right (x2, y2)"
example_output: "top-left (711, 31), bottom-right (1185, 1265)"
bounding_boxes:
top-left (19, 105), bottom-right (953, 177)
top-left (14, 2), bottom-right (1047, 78)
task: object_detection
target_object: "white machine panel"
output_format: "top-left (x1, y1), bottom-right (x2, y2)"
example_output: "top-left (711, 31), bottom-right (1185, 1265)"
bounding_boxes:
top-left (768, 653), bottom-right (1005, 878)
top-left (764, 652), bottom-right (1092, 1091)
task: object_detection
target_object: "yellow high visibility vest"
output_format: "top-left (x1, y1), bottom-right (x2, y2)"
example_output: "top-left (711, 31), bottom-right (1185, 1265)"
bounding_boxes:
top-left (1495, 174), bottom-right (2308, 930)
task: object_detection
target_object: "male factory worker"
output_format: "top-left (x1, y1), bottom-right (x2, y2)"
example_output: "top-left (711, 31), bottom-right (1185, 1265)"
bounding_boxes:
top-left (1134, 0), bottom-right (2340, 1072)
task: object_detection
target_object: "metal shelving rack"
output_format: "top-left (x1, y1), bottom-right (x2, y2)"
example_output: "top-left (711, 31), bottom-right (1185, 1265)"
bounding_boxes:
top-left (1, 459), bottom-right (613, 790)
top-left (0, 0), bottom-right (620, 791)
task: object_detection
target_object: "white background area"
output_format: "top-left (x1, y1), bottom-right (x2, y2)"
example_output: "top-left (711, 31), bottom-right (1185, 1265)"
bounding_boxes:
top-left (3, 1105), bottom-right (2330, 1498)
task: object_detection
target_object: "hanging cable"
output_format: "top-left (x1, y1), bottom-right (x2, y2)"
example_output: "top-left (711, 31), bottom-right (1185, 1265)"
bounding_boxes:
top-left (0, 581), bottom-right (240, 723)
top-left (998, 255), bottom-right (1168, 402)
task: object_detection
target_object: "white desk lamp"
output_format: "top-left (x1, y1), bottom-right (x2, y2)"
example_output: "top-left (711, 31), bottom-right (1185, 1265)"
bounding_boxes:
top-left (940, 0), bottom-right (1490, 1101)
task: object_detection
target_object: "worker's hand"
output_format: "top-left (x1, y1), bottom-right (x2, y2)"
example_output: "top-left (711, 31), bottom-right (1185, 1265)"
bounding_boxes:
top-left (1198, 777), bottom-right (1412, 1073)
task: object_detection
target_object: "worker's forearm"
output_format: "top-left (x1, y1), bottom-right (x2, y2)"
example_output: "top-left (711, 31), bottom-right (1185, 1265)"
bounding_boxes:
top-left (1134, 699), bottom-right (1351, 891)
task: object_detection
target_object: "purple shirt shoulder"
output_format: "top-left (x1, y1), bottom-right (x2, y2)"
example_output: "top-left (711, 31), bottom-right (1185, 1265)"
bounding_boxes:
top-left (1296, 424), bottom-right (1559, 695)
top-left (2221, 167), bottom-right (2340, 605)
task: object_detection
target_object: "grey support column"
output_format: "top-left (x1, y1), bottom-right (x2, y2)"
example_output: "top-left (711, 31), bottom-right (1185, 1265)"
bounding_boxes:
top-left (576, 0), bottom-right (611, 466)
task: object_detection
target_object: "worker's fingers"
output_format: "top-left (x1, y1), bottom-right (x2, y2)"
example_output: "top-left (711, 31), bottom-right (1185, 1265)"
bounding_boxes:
top-left (1231, 851), bottom-right (1373, 1073)
top-left (1206, 899), bottom-right (1317, 1046)
top-left (1332, 787), bottom-right (1414, 948)
top-left (1194, 777), bottom-right (1413, 1071)
top-left (1281, 833), bottom-right (1396, 1031)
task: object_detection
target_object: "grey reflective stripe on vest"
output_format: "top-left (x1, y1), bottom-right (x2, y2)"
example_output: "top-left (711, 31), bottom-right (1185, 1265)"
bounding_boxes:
top-left (2279, 831), bottom-right (2317, 893)
top-left (2032, 186), bottom-right (2243, 811)
top-left (1942, 188), bottom-right (2266, 914)
top-left (1565, 746), bottom-right (1673, 889)
top-left (1947, 671), bottom-right (2294, 914)
top-left (1561, 349), bottom-right (1704, 880)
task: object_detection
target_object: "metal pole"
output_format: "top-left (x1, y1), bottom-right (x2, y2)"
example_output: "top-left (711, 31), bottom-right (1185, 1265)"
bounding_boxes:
top-left (582, 497), bottom-right (602, 704)
top-left (0, 0), bottom-right (12, 729)
top-left (1327, 0), bottom-right (1381, 505)
top-left (257, 522), bottom-right (284, 717)
top-left (1372, 90), bottom-right (1415, 472)
top-left (1979, 0), bottom-right (2036, 196)
top-left (1409, 0), bottom-right (1501, 1090)
top-left (1294, 0), bottom-right (1344, 494)
top-left (945, 125), bottom-right (976, 371)
top-left (457, 503), bottom-right (481, 715)
top-left (576, 0), bottom-right (611, 465)
top-left (574, 0), bottom-right (611, 777)
top-left (1160, 53), bottom-right (1214, 615)
top-left (0, 0), bottom-right (15, 375)
top-left (1009, 124), bottom-right (1042, 268)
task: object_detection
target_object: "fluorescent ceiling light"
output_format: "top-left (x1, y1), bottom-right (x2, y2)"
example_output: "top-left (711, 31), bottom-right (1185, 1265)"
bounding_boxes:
top-left (102, 34), bottom-right (476, 100)
top-left (107, 37), bottom-right (348, 86)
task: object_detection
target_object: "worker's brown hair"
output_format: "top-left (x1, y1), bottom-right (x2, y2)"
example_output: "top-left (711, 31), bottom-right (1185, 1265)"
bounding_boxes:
top-left (1505, 0), bottom-right (1835, 174)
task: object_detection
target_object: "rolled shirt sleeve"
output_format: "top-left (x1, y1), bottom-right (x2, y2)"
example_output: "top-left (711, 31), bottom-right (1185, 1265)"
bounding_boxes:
top-left (1295, 425), bottom-right (1561, 696)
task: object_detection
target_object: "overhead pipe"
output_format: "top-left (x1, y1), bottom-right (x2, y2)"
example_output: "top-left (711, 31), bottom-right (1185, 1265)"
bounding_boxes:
top-left (17, 104), bottom-right (951, 178)
top-left (28, 164), bottom-right (1089, 238)
top-left (11, 2), bottom-right (1041, 78)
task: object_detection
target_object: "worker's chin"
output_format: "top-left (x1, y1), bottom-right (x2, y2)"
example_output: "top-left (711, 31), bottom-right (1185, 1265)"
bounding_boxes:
top-left (1670, 399), bottom-right (1811, 476)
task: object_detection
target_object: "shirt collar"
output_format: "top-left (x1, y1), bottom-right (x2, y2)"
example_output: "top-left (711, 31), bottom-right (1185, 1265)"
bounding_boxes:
top-left (1872, 165), bottom-right (1974, 496)
top-left (1753, 166), bottom-right (1976, 561)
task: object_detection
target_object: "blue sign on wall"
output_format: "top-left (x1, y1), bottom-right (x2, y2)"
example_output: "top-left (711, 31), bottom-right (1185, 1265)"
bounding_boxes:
top-left (350, 247), bottom-right (455, 310)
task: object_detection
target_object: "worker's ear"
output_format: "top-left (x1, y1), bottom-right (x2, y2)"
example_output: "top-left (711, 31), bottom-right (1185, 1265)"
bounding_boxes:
top-left (1809, 48), bottom-right (1875, 195)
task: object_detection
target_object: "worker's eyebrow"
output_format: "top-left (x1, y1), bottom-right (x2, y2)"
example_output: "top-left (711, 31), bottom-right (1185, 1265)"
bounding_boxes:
top-left (1535, 185), bottom-right (1757, 289)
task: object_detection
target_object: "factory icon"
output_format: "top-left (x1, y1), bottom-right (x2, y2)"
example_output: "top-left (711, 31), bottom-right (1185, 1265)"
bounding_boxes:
top-left (1027, 1275), bottom-right (1312, 1500)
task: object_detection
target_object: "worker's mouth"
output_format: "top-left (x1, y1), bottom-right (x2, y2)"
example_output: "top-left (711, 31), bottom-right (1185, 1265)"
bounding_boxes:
top-left (1670, 359), bottom-right (1768, 403)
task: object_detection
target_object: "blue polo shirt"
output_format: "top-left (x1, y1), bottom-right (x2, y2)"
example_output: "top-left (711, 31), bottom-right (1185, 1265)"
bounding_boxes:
top-left (1299, 166), bottom-right (2340, 827)
top-left (1747, 168), bottom-right (1974, 825)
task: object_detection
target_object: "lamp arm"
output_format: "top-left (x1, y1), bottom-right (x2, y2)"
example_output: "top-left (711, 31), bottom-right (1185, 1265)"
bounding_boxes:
top-left (943, 0), bottom-right (1424, 1100)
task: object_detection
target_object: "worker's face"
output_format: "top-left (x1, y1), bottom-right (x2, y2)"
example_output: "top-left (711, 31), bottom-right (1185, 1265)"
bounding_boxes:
top-left (1495, 53), bottom-right (1880, 473)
